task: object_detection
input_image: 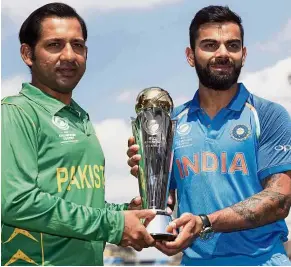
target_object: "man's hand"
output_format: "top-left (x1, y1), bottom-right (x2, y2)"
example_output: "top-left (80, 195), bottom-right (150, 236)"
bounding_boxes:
top-left (128, 196), bottom-right (142, 210)
top-left (120, 209), bottom-right (156, 251)
top-left (166, 189), bottom-right (176, 215)
top-left (127, 136), bottom-right (140, 177)
top-left (155, 213), bottom-right (203, 256)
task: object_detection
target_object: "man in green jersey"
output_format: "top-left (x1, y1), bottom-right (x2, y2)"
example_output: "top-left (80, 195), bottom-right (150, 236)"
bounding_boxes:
top-left (1, 3), bottom-right (156, 266)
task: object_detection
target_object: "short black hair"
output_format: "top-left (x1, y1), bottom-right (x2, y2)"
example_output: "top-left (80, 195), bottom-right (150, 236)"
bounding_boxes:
top-left (189, 5), bottom-right (244, 50)
top-left (19, 2), bottom-right (87, 49)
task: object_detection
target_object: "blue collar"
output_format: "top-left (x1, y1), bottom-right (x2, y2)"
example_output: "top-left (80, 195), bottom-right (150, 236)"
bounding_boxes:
top-left (188, 83), bottom-right (250, 113)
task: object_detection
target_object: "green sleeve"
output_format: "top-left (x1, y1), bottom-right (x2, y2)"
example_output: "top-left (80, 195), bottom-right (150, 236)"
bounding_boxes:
top-left (1, 103), bottom-right (124, 244)
top-left (105, 202), bottom-right (129, 211)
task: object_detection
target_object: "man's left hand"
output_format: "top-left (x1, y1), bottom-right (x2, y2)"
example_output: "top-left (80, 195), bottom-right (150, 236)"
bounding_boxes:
top-left (155, 213), bottom-right (203, 256)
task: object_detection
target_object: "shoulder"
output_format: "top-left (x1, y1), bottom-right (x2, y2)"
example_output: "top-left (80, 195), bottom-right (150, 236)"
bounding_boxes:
top-left (2, 94), bottom-right (29, 108)
top-left (2, 94), bottom-right (40, 129)
top-left (171, 100), bottom-right (192, 119)
top-left (246, 94), bottom-right (291, 143)
top-left (247, 94), bottom-right (291, 125)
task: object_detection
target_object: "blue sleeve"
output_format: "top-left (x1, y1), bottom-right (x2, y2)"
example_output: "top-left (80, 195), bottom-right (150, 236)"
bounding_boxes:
top-left (257, 102), bottom-right (291, 180)
top-left (169, 169), bottom-right (177, 189)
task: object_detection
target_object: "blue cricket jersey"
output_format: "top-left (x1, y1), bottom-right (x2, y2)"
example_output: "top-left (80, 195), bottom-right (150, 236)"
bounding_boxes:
top-left (170, 83), bottom-right (291, 265)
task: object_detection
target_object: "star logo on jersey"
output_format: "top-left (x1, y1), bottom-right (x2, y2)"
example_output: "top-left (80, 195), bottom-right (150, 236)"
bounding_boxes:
top-left (4, 249), bottom-right (38, 266)
top-left (177, 123), bottom-right (192, 136)
top-left (3, 228), bottom-right (38, 244)
top-left (52, 116), bottom-right (69, 131)
top-left (230, 124), bottom-right (251, 141)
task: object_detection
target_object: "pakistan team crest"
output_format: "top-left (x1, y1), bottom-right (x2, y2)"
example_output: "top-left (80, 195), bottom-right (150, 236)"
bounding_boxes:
top-left (52, 116), bottom-right (69, 131)
top-left (230, 124), bottom-right (251, 141)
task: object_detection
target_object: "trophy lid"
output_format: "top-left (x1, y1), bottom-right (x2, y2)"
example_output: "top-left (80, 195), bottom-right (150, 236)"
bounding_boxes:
top-left (135, 87), bottom-right (173, 114)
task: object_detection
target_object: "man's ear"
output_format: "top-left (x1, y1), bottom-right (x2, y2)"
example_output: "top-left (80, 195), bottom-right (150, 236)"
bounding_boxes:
top-left (242, 46), bottom-right (247, 67)
top-left (185, 47), bottom-right (195, 67)
top-left (20, 44), bottom-right (34, 67)
top-left (85, 46), bottom-right (88, 60)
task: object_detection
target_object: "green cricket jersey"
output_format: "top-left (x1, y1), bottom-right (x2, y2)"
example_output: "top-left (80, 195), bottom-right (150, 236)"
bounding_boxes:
top-left (1, 83), bottom-right (128, 266)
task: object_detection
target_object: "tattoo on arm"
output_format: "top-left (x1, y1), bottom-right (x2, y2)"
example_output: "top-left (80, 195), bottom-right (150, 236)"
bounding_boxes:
top-left (230, 173), bottom-right (291, 227)
top-left (261, 173), bottom-right (283, 189)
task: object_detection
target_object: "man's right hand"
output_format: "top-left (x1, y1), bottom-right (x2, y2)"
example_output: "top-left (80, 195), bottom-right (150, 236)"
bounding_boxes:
top-left (120, 209), bottom-right (156, 251)
top-left (127, 136), bottom-right (140, 177)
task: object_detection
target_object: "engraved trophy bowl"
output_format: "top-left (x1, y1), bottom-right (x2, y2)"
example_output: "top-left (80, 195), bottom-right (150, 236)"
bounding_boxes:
top-left (131, 87), bottom-right (176, 241)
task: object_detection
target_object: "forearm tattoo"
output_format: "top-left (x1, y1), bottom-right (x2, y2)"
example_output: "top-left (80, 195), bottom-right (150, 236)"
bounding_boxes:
top-left (262, 173), bottom-right (283, 189)
top-left (230, 173), bottom-right (291, 227)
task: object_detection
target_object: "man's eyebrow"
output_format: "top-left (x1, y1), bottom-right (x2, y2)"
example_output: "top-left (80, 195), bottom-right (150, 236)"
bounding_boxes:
top-left (199, 38), bottom-right (242, 45)
top-left (71, 38), bottom-right (85, 42)
top-left (43, 38), bottom-right (85, 42)
top-left (225, 39), bottom-right (242, 44)
top-left (43, 38), bottom-right (63, 42)
top-left (200, 39), bottom-right (218, 44)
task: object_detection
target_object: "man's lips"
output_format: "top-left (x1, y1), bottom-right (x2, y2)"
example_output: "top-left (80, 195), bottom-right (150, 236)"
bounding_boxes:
top-left (210, 64), bottom-right (233, 71)
top-left (56, 68), bottom-right (77, 77)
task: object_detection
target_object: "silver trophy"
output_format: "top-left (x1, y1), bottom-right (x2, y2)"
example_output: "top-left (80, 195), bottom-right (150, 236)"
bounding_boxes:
top-left (131, 87), bottom-right (176, 241)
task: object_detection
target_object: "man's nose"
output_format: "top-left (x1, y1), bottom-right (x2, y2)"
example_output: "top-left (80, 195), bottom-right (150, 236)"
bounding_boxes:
top-left (60, 43), bottom-right (76, 62)
top-left (215, 44), bottom-right (230, 58)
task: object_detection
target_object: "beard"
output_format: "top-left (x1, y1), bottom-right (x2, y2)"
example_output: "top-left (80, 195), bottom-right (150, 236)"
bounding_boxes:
top-left (31, 53), bottom-right (85, 94)
top-left (194, 55), bottom-right (242, 91)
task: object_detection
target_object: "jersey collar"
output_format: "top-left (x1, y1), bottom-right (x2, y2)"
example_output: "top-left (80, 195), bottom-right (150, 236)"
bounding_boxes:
top-left (227, 83), bottom-right (250, 111)
top-left (20, 83), bottom-right (88, 118)
top-left (188, 83), bottom-right (250, 114)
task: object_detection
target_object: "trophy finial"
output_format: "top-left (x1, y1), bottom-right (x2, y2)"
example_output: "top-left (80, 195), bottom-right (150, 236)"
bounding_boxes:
top-left (135, 87), bottom-right (173, 115)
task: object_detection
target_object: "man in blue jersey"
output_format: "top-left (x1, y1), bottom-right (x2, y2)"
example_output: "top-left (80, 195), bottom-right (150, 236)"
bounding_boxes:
top-left (127, 5), bottom-right (291, 266)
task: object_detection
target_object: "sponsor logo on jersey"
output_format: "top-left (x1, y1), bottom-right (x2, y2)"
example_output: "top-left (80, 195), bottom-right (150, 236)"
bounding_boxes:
top-left (230, 124), bottom-right (251, 141)
top-left (275, 145), bottom-right (291, 152)
top-left (177, 123), bottom-right (192, 136)
top-left (52, 116), bottom-right (69, 131)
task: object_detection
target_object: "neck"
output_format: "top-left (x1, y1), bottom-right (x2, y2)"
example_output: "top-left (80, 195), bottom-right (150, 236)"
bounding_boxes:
top-left (198, 83), bottom-right (239, 119)
top-left (31, 77), bottom-right (72, 105)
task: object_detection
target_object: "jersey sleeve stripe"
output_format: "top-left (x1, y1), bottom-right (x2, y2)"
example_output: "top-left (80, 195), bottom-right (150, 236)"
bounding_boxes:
top-left (245, 102), bottom-right (261, 139)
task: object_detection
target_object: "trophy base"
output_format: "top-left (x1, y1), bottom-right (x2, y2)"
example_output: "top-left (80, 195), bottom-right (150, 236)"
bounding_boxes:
top-left (151, 233), bottom-right (176, 241)
top-left (146, 210), bottom-right (176, 241)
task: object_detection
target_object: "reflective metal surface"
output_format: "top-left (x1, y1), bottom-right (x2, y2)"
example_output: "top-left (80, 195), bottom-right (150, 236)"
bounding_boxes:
top-left (135, 87), bottom-right (173, 115)
top-left (131, 87), bottom-right (176, 240)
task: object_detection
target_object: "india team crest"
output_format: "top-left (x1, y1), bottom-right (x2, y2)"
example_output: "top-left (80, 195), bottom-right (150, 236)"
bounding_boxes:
top-left (52, 116), bottom-right (69, 131)
top-left (230, 124), bottom-right (251, 141)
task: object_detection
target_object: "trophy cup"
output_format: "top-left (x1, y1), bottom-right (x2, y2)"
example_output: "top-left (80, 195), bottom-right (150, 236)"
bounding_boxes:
top-left (131, 87), bottom-right (176, 241)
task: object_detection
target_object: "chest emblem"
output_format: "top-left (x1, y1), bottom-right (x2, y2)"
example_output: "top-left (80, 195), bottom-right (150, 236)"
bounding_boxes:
top-left (230, 124), bottom-right (251, 141)
top-left (177, 123), bottom-right (192, 136)
top-left (52, 116), bottom-right (69, 131)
